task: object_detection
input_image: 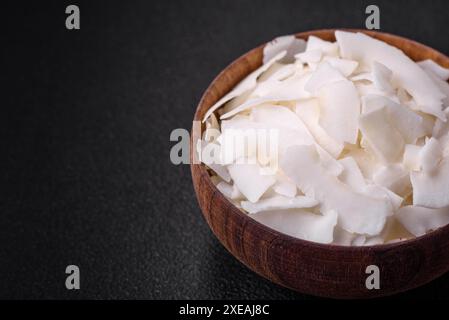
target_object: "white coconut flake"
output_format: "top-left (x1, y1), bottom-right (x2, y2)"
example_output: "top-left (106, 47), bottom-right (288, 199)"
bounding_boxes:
top-left (359, 106), bottom-right (405, 163)
top-left (241, 195), bottom-right (319, 214)
top-left (352, 235), bottom-right (367, 246)
top-left (420, 137), bottom-right (443, 174)
top-left (336, 31), bottom-right (446, 120)
top-left (317, 80), bottom-right (360, 145)
top-left (344, 147), bottom-right (380, 180)
top-left (228, 161), bottom-right (276, 203)
top-left (250, 209), bottom-right (338, 244)
top-left (372, 61), bottom-right (395, 94)
top-left (323, 57), bottom-right (359, 77)
top-left (418, 59), bottom-right (449, 81)
top-left (249, 104), bottom-right (343, 175)
top-left (295, 49), bottom-right (323, 64)
top-left (332, 227), bottom-right (357, 246)
top-left (304, 62), bottom-right (346, 94)
top-left (373, 164), bottom-right (411, 197)
top-left (306, 36), bottom-right (339, 56)
top-left (338, 157), bottom-right (367, 191)
top-left (207, 163), bottom-right (231, 183)
top-left (263, 35), bottom-right (307, 64)
top-left (397, 205), bottom-right (449, 236)
top-left (281, 145), bottom-right (390, 235)
top-left (216, 181), bottom-right (243, 200)
top-left (411, 157), bottom-right (449, 208)
top-left (203, 50), bottom-right (287, 122)
top-left (362, 95), bottom-right (427, 143)
top-left (403, 144), bottom-right (422, 171)
top-left (273, 172), bottom-right (297, 197)
top-left (363, 184), bottom-right (403, 212)
top-left (421, 65), bottom-right (449, 107)
top-left (295, 98), bottom-right (343, 157)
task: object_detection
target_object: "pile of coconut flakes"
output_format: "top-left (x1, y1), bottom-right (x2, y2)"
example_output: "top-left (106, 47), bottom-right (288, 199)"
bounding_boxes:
top-left (199, 30), bottom-right (449, 246)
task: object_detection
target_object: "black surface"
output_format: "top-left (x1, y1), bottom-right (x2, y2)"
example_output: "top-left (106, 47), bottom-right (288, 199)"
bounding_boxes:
top-left (3, 0), bottom-right (449, 299)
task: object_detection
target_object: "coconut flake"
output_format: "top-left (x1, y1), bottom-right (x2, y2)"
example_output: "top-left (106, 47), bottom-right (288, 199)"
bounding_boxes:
top-left (372, 61), bottom-right (395, 94)
top-left (418, 59), bottom-right (449, 81)
top-left (420, 137), bottom-right (443, 174)
top-left (363, 236), bottom-right (384, 246)
top-left (323, 57), bottom-right (359, 77)
top-left (352, 235), bottom-right (367, 246)
top-left (332, 227), bottom-right (357, 246)
top-left (220, 72), bottom-right (313, 120)
top-left (250, 209), bottom-right (337, 244)
top-left (403, 144), bottom-right (422, 171)
top-left (295, 49), bottom-right (322, 64)
top-left (362, 95), bottom-right (427, 143)
top-left (273, 172), bottom-right (297, 197)
top-left (344, 147), bottom-right (380, 180)
top-left (306, 36), bottom-right (339, 56)
top-left (372, 164), bottom-right (411, 197)
top-left (397, 205), bottom-right (449, 236)
top-left (241, 195), bottom-right (318, 214)
top-left (411, 157), bottom-right (449, 208)
top-left (198, 140), bottom-right (231, 182)
top-left (295, 98), bottom-right (343, 157)
top-left (421, 65), bottom-right (449, 107)
top-left (304, 62), bottom-right (346, 94)
top-left (228, 161), bottom-right (276, 203)
top-left (263, 35), bottom-right (307, 64)
top-left (216, 181), bottom-right (243, 200)
top-left (338, 157), bottom-right (367, 191)
top-left (249, 104), bottom-right (343, 176)
top-left (281, 145), bottom-right (390, 235)
top-left (316, 80), bottom-right (360, 145)
top-left (336, 31), bottom-right (446, 120)
top-left (359, 106), bottom-right (405, 163)
top-left (363, 184), bottom-right (403, 212)
top-left (203, 50), bottom-right (287, 122)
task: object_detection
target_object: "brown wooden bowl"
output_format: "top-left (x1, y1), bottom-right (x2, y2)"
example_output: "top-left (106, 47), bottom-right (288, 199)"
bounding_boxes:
top-left (190, 29), bottom-right (449, 299)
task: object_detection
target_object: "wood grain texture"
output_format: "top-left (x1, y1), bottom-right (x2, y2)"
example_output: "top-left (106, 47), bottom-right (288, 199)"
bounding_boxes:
top-left (190, 29), bottom-right (449, 299)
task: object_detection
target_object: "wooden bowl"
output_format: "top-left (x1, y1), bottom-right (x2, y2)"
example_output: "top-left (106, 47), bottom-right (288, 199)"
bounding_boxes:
top-left (190, 29), bottom-right (449, 299)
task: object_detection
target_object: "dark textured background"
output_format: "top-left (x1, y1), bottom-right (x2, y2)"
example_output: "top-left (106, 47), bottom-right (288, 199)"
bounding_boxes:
top-left (3, 0), bottom-right (449, 299)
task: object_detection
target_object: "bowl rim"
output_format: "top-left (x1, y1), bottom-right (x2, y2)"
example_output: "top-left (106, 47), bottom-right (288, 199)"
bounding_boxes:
top-left (191, 28), bottom-right (449, 252)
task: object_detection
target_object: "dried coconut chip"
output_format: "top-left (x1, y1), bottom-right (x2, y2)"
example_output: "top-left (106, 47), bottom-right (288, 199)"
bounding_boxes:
top-left (250, 209), bottom-right (338, 244)
top-left (202, 50), bottom-right (287, 122)
top-left (241, 195), bottom-right (318, 214)
top-left (336, 31), bottom-right (446, 120)
top-left (281, 145), bottom-right (390, 235)
top-left (359, 106), bottom-right (405, 163)
top-left (295, 98), bottom-right (343, 158)
top-left (316, 79), bottom-right (360, 145)
top-left (396, 205), bottom-right (449, 236)
top-left (418, 59), bottom-right (449, 81)
top-left (306, 36), bottom-right (339, 57)
top-left (411, 157), bottom-right (449, 208)
top-left (272, 172), bottom-right (297, 198)
top-left (263, 35), bottom-right (306, 64)
top-left (216, 181), bottom-right (243, 200)
top-left (228, 161), bottom-right (276, 203)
